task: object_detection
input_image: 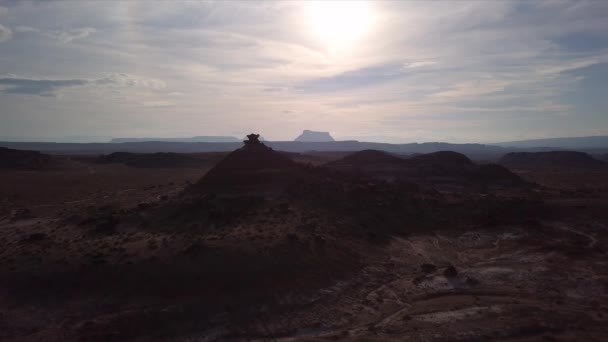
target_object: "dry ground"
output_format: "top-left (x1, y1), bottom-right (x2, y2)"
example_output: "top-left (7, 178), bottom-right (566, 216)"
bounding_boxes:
top-left (0, 156), bottom-right (607, 341)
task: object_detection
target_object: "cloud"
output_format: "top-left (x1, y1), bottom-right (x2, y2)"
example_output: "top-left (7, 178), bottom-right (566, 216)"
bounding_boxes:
top-left (0, 24), bottom-right (11, 43)
top-left (297, 63), bottom-right (405, 92)
top-left (1, 1), bottom-right (608, 141)
top-left (403, 60), bottom-right (437, 69)
top-left (0, 74), bottom-right (166, 97)
top-left (14, 25), bottom-right (96, 43)
top-left (0, 6), bottom-right (8, 16)
top-left (49, 27), bottom-right (96, 43)
top-left (95, 73), bottom-right (166, 90)
top-left (0, 77), bottom-right (87, 96)
top-left (14, 25), bottom-right (36, 33)
top-left (140, 100), bottom-right (175, 108)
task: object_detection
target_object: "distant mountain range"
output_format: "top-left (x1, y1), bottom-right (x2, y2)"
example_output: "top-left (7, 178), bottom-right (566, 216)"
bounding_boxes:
top-left (1, 135), bottom-right (607, 161)
top-left (491, 136), bottom-right (608, 149)
top-left (110, 136), bottom-right (240, 143)
top-left (0, 140), bottom-right (538, 161)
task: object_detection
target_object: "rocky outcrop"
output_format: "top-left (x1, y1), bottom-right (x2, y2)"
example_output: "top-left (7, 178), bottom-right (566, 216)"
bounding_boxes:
top-left (193, 133), bottom-right (307, 194)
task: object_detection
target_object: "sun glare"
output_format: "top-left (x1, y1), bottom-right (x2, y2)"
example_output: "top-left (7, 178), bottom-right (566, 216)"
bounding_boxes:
top-left (307, 1), bottom-right (373, 51)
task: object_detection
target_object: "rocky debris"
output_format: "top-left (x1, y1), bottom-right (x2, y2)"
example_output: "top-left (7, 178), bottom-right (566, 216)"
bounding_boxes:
top-left (181, 242), bottom-right (206, 260)
top-left (79, 207), bottom-right (119, 234)
top-left (443, 265), bottom-right (458, 278)
top-left (499, 151), bottom-right (605, 169)
top-left (10, 207), bottom-right (34, 222)
top-left (294, 130), bottom-right (335, 142)
top-left (19, 233), bottom-right (47, 244)
top-left (421, 263), bottom-right (437, 274)
top-left (465, 277), bottom-right (480, 287)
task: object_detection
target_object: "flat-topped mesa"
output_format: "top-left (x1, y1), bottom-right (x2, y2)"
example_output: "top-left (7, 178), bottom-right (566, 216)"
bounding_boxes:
top-left (294, 130), bottom-right (335, 142)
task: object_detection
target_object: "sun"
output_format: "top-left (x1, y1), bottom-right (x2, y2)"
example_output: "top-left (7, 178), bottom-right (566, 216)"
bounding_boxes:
top-left (307, 1), bottom-right (373, 50)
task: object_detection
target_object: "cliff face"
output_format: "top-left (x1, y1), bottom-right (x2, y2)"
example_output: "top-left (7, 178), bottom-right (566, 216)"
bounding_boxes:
top-left (294, 130), bottom-right (335, 142)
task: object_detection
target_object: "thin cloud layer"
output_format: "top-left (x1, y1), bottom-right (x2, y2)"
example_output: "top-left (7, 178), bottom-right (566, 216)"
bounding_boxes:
top-left (0, 24), bottom-right (11, 42)
top-left (0, 1), bottom-right (606, 142)
top-left (0, 74), bottom-right (166, 96)
top-left (14, 26), bottom-right (96, 43)
top-left (0, 77), bottom-right (87, 96)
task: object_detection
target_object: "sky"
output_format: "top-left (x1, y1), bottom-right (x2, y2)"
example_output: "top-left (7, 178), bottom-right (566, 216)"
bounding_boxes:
top-left (0, 0), bottom-right (607, 143)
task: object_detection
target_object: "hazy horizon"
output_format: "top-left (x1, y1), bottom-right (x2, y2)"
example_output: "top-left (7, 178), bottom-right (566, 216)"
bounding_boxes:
top-left (1, 1), bottom-right (607, 143)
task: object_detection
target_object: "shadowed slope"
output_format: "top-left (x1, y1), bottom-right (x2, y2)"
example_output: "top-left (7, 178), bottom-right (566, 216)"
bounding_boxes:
top-left (328, 149), bottom-right (406, 166)
top-left (0, 147), bottom-right (53, 170)
top-left (192, 136), bottom-right (307, 194)
top-left (409, 150), bottom-right (474, 166)
top-left (324, 149), bottom-right (527, 191)
top-left (499, 151), bottom-right (605, 169)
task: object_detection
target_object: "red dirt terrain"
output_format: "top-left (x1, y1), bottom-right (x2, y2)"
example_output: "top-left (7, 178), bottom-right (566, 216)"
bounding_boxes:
top-left (0, 141), bottom-right (607, 341)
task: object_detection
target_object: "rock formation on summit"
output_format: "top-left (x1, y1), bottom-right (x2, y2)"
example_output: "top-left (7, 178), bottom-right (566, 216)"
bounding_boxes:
top-left (294, 130), bottom-right (335, 142)
top-left (243, 133), bottom-right (261, 145)
top-left (193, 133), bottom-right (307, 194)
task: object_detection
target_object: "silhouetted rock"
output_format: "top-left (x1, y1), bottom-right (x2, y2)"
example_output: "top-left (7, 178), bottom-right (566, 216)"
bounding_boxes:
top-left (294, 130), bottom-right (335, 142)
top-left (243, 133), bottom-right (261, 145)
top-left (499, 151), bottom-right (605, 168)
top-left (0, 147), bottom-right (53, 170)
top-left (193, 133), bottom-right (307, 195)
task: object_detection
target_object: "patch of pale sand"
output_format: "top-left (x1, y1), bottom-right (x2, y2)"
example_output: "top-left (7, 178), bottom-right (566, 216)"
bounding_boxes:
top-left (476, 266), bottom-right (515, 275)
top-left (415, 275), bottom-right (465, 291)
top-left (413, 305), bottom-right (503, 324)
